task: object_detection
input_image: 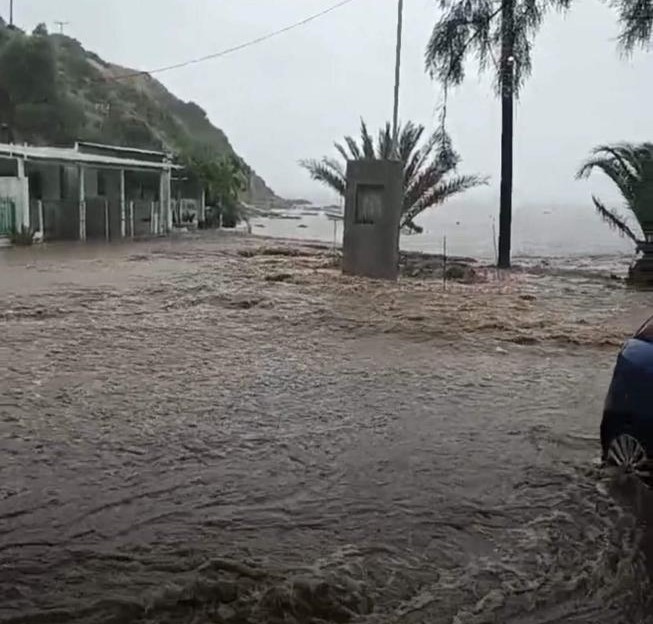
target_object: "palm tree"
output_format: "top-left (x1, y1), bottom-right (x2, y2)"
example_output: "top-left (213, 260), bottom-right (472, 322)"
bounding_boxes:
top-left (425, 0), bottom-right (570, 267)
top-left (577, 142), bottom-right (653, 246)
top-left (610, 0), bottom-right (653, 51)
top-left (300, 120), bottom-right (485, 234)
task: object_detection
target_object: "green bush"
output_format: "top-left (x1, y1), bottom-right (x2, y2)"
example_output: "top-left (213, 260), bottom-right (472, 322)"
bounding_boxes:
top-left (0, 34), bottom-right (56, 102)
top-left (180, 151), bottom-right (249, 229)
top-left (0, 30), bottom-right (82, 143)
top-left (32, 23), bottom-right (48, 37)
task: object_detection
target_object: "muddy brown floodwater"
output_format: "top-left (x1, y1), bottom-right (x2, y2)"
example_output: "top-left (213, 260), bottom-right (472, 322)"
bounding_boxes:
top-left (1, 231), bottom-right (653, 624)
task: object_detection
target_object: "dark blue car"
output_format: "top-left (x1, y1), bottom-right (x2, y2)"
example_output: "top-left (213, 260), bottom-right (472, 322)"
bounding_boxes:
top-left (602, 316), bottom-right (653, 481)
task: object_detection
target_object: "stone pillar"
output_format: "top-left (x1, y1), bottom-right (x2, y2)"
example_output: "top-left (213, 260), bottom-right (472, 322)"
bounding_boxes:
top-left (160, 168), bottom-right (172, 233)
top-left (167, 169), bottom-right (172, 231)
top-left (342, 160), bottom-right (403, 280)
top-left (104, 199), bottom-right (110, 242)
top-left (119, 169), bottom-right (126, 238)
top-left (16, 157), bottom-right (30, 229)
top-left (200, 188), bottom-right (206, 223)
top-left (78, 165), bottom-right (86, 241)
top-left (38, 200), bottom-right (44, 236)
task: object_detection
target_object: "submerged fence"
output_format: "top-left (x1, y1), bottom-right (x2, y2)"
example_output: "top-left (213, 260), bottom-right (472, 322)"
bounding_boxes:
top-left (23, 199), bottom-right (165, 241)
top-left (0, 198), bottom-right (15, 236)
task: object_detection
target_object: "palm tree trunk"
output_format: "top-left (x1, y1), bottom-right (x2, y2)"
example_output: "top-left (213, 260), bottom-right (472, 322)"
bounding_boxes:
top-left (498, 0), bottom-right (514, 269)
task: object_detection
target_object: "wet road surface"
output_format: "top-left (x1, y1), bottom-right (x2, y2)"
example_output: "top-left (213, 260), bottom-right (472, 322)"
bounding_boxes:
top-left (1, 234), bottom-right (652, 623)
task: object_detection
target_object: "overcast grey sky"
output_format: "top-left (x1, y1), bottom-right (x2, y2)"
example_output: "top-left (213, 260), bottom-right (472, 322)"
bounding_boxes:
top-left (7, 0), bottom-right (653, 209)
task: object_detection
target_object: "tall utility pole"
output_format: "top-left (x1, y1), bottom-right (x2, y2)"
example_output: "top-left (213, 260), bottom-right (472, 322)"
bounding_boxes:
top-left (9, 0), bottom-right (13, 27)
top-left (391, 0), bottom-right (404, 158)
top-left (55, 20), bottom-right (69, 34)
top-left (498, 0), bottom-right (515, 269)
top-left (497, 0), bottom-right (515, 269)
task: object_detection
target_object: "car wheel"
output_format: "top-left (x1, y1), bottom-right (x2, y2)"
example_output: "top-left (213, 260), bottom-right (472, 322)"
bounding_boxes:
top-left (606, 433), bottom-right (652, 481)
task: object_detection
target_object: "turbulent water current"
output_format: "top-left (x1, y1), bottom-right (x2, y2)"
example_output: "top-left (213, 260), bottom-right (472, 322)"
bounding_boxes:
top-left (1, 233), bottom-right (652, 623)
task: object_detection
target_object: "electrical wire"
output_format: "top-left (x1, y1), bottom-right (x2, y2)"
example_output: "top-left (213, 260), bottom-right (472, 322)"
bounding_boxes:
top-left (109, 0), bottom-right (359, 80)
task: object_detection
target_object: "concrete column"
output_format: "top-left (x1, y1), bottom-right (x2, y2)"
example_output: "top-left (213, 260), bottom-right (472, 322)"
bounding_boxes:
top-left (150, 201), bottom-right (155, 235)
top-left (167, 169), bottom-right (172, 232)
top-left (16, 157), bottom-right (30, 229)
top-left (78, 165), bottom-right (86, 241)
top-left (200, 188), bottom-right (206, 223)
top-left (159, 172), bottom-right (165, 233)
top-left (38, 200), bottom-right (44, 236)
top-left (119, 169), bottom-right (126, 238)
top-left (104, 199), bottom-right (110, 242)
top-left (160, 168), bottom-right (172, 233)
top-left (129, 201), bottom-right (134, 238)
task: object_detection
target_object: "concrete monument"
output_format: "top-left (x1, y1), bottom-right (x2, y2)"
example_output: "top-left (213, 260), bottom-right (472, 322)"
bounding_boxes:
top-left (342, 159), bottom-right (403, 280)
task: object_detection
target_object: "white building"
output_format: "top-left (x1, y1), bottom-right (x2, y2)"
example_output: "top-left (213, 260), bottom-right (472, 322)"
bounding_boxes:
top-left (0, 141), bottom-right (202, 242)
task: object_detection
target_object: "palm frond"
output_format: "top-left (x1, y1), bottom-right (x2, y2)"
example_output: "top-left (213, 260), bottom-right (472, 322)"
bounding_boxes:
top-left (377, 123), bottom-right (394, 160)
top-left (436, 174), bottom-right (489, 202)
top-left (426, 0), bottom-right (570, 96)
top-left (577, 142), bottom-right (653, 228)
top-left (322, 157), bottom-right (346, 177)
top-left (425, 1), bottom-right (498, 86)
top-left (360, 119), bottom-right (375, 159)
top-left (403, 174), bottom-right (488, 224)
top-left (344, 136), bottom-right (362, 160)
top-left (613, 0), bottom-right (653, 52)
top-left (334, 142), bottom-right (350, 163)
top-left (577, 155), bottom-right (636, 204)
top-left (404, 166), bottom-right (447, 213)
top-left (398, 122), bottom-right (425, 167)
top-left (434, 129), bottom-right (460, 171)
top-left (402, 219), bottom-right (424, 234)
top-left (403, 128), bottom-right (457, 188)
top-left (581, 144), bottom-right (641, 180)
top-left (592, 196), bottom-right (640, 243)
top-left (299, 158), bottom-right (346, 196)
top-left (301, 118), bottom-right (484, 226)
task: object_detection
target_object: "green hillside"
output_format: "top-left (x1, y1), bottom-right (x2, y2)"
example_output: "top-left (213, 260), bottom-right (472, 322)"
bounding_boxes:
top-left (0, 20), bottom-right (279, 204)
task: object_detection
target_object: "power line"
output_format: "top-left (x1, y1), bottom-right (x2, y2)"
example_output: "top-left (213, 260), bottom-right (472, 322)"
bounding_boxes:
top-left (392, 0), bottom-right (403, 157)
top-left (110, 0), bottom-right (359, 81)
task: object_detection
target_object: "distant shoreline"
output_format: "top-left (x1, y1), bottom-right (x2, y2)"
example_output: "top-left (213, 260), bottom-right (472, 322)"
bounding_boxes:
top-left (244, 216), bottom-right (633, 280)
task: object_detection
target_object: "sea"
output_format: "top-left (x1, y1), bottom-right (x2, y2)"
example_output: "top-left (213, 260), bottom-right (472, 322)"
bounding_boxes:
top-left (249, 201), bottom-right (636, 275)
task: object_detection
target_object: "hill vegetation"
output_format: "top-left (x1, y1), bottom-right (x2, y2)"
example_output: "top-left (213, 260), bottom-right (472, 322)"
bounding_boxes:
top-left (0, 20), bottom-right (279, 204)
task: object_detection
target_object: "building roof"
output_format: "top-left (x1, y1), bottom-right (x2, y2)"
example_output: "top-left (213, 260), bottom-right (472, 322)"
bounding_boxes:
top-left (74, 141), bottom-right (170, 163)
top-left (75, 141), bottom-right (169, 157)
top-left (0, 143), bottom-right (180, 171)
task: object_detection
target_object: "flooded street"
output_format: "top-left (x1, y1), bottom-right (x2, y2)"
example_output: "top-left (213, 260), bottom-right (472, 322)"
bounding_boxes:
top-left (1, 232), bottom-right (652, 623)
